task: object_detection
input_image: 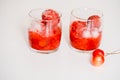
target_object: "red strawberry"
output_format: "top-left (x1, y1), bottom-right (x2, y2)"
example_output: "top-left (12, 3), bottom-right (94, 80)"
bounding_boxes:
top-left (88, 15), bottom-right (101, 28)
top-left (70, 21), bottom-right (86, 32)
top-left (42, 9), bottom-right (60, 26)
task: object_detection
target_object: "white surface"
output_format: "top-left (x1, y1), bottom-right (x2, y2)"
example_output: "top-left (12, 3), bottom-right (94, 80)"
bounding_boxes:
top-left (0, 0), bottom-right (120, 80)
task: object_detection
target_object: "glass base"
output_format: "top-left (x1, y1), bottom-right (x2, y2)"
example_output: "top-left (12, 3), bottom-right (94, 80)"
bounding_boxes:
top-left (29, 47), bottom-right (59, 54)
top-left (69, 46), bottom-right (96, 54)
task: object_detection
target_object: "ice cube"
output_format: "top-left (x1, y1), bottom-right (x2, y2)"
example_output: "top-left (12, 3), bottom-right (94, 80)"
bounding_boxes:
top-left (82, 29), bottom-right (91, 38)
top-left (91, 29), bottom-right (99, 38)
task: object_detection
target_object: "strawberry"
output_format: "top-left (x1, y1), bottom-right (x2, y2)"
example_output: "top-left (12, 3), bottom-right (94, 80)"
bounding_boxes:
top-left (70, 21), bottom-right (86, 32)
top-left (87, 15), bottom-right (101, 28)
top-left (42, 9), bottom-right (60, 26)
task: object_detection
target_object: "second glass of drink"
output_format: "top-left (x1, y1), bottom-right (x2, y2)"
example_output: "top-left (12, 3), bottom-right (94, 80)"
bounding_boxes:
top-left (69, 8), bottom-right (103, 52)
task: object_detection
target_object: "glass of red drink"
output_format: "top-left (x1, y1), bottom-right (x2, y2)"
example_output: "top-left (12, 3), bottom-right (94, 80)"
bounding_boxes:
top-left (28, 8), bottom-right (62, 53)
top-left (69, 8), bottom-right (103, 52)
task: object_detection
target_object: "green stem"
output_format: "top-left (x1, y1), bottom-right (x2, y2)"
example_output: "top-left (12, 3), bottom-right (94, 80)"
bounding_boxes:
top-left (105, 49), bottom-right (120, 56)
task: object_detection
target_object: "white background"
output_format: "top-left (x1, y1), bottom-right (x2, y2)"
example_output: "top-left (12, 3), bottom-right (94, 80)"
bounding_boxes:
top-left (0, 0), bottom-right (120, 80)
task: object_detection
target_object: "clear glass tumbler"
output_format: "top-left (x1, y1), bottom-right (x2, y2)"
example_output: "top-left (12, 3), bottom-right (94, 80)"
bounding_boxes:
top-left (28, 8), bottom-right (62, 53)
top-left (69, 8), bottom-right (103, 52)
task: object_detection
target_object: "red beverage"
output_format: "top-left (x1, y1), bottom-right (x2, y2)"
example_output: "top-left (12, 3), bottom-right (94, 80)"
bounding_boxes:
top-left (28, 25), bottom-right (61, 51)
top-left (70, 20), bottom-right (102, 51)
top-left (28, 9), bottom-right (62, 53)
top-left (70, 8), bottom-right (103, 51)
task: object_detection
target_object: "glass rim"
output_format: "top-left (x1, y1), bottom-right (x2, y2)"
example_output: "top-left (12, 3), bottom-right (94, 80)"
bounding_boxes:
top-left (28, 8), bottom-right (62, 21)
top-left (71, 8), bottom-right (103, 21)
